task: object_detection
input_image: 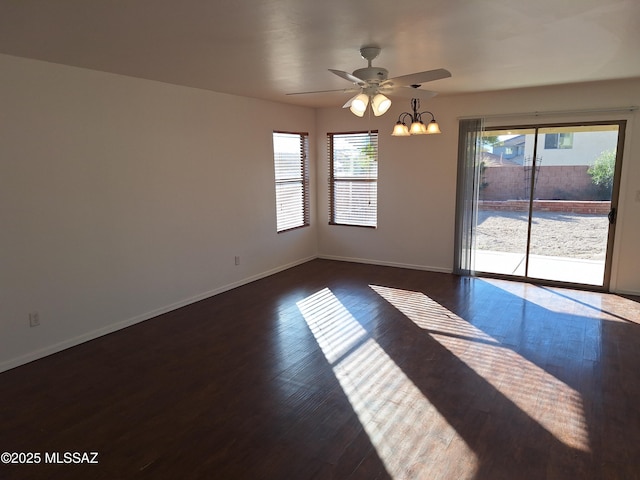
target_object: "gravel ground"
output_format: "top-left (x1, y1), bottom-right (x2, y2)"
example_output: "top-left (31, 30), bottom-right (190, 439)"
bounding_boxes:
top-left (476, 210), bottom-right (610, 259)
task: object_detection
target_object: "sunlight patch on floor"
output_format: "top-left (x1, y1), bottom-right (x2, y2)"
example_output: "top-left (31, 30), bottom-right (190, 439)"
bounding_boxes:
top-left (369, 284), bottom-right (591, 452)
top-left (297, 288), bottom-right (477, 479)
top-left (483, 277), bottom-right (640, 324)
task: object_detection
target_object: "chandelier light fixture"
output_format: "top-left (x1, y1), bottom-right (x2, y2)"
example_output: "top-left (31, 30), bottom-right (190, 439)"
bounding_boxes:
top-left (391, 98), bottom-right (441, 136)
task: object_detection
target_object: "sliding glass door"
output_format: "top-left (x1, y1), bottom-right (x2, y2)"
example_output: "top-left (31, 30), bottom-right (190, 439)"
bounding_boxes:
top-left (457, 120), bottom-right (625, 289)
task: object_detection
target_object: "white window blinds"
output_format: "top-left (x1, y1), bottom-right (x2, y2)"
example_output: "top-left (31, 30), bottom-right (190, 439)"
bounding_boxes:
top-left (273, 131), bottom-right (310, 233)
top-left (328, 131), bottom-right (378, 228)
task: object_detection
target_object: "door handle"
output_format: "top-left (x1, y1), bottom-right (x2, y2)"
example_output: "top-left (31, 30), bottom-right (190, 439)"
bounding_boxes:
top-left (608, 207), bottom-right (617, 225)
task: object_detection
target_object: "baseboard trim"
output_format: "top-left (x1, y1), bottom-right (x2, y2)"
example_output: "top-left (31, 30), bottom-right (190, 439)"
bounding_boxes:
top-left (318, 254), bottom-right (453, 274)
top-left (614, 288), bottom-right (640, 297)
top-left (0, 255), bottom-right (318, 374)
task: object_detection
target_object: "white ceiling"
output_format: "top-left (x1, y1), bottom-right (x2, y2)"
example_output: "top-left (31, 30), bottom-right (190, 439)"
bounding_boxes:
top-left (1, 0), bottom-right (639, 108)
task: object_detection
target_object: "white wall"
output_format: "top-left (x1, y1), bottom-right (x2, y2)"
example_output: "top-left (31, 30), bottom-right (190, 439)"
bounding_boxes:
top-left (0, 54), bottom-right (318, 371)
top-left (316, 108), bottom-right (457, 272)
top-left (316, 78), bottom-right (640, 294)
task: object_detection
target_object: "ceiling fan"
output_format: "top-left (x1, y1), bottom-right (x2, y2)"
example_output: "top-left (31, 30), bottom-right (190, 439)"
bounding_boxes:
top-left (287, 46), bottom-right (451, 117)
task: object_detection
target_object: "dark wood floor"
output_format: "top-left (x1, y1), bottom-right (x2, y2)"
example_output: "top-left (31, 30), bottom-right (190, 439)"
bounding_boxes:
top-left (1, 259), bottom-right (639, 479)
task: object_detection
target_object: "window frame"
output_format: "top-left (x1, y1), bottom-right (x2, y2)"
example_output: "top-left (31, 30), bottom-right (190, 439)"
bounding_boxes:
top-left (544, 132), bottom-right (574, 149)
top-left (273, 130), bottom-right (310, 233)
top-left (328, 130), bottom-right (379, 228)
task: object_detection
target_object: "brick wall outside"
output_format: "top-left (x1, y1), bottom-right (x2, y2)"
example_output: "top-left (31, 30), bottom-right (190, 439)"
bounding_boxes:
top-left (480, 165), bottom-right (598, 201)
top-left (479, 200), bottom-right (611, 215)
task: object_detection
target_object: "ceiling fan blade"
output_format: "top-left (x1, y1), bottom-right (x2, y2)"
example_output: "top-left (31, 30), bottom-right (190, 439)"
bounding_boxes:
top-left (286, 87), bottom-right (359, 96)
top-left (386, 87), bottom-right (438, 100)
top-left (328, 69), bottom-right (365, 85)
top-left (385, 68), bottom-right (451, 87)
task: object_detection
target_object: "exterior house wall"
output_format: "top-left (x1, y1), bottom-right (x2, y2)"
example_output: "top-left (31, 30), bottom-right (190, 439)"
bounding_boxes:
top-left (523, 131), bottom-right (618, 166)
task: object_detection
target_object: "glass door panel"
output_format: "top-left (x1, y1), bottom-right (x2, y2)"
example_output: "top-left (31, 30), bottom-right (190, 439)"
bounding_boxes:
top-left (528, 125), bottom-right (620, 285)
top-left (475, 128), bottom-right (535, 276)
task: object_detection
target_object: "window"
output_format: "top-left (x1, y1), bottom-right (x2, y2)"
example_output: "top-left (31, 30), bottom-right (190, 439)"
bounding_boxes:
top-left (328, 131), bottom-right (378, 227)
top-left (544, 132), bottom-right (573, 149)
top-left (273, 131), bottom-right (309, 232)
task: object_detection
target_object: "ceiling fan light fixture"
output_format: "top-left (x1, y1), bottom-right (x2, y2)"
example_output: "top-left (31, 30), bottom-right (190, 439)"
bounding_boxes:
top-left (287, 47), bottom-right (451, 121)
top-left (371, 93), bottom-right (392, 116)
top-left (349, 93), bottom-right (369, 117)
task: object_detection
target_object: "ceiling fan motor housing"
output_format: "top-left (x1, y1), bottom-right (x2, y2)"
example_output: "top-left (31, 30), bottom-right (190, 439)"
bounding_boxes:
top-left (352, 67), bottom-right (389, 84)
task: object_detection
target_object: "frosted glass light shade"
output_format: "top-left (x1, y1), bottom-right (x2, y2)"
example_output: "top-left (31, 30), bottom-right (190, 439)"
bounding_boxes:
top-left (349, 93), bottom-right (369, 117)
top-left (426, 120), bottom-right (441, 134)
top-left (391, 122), bottom-right (410, 136)
top-left (409, 121), bottom-right (427, 135)
top-left (371, 94), bottom-right (391, 116)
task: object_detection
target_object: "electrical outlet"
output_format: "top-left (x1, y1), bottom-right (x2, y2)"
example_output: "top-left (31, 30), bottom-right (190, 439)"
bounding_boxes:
top-left (234, 256), bottom-right (240, 266)
top-left (29, 312), bottom-right (40, 328)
